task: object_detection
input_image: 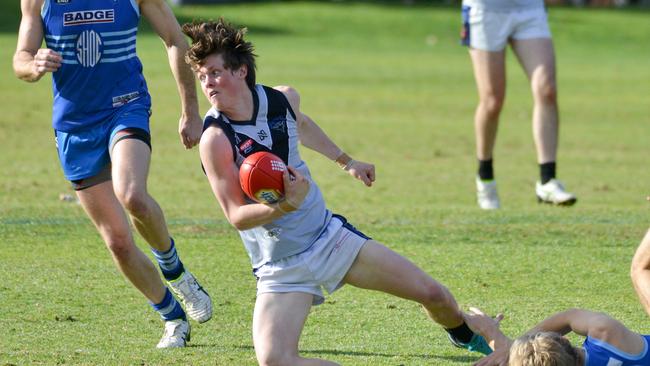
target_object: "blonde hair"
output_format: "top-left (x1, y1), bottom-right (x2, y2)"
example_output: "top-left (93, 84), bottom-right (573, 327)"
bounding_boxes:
top-left (509, 332), bottom-right (579, 366)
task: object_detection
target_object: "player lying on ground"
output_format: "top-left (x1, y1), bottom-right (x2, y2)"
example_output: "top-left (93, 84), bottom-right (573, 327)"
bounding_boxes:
top-left (184, 18), bottom-right (493, 365)
top-left (462, 307), bottom-right (650, 366)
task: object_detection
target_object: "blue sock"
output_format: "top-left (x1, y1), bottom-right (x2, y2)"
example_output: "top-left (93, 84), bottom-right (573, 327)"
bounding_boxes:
top-left (151, 238), bottom-right (185, 281)
top-left (151, 288), bottom-right (186, 321)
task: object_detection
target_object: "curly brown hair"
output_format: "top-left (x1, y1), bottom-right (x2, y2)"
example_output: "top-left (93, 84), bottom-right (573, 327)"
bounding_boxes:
top-left (182, 17), bottom-right (257, 88)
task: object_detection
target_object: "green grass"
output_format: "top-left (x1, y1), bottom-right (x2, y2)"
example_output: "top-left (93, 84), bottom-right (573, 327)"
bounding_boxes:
top-left (1, 2), bottom-right (649, 365)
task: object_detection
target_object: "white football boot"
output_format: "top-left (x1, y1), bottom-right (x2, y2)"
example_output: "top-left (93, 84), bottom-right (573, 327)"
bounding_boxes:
top-left (168, 271), bottom-right (213, 323)
top-left (156, 319), bottom-right (190, 348)
top-left (535, 179), bottom-right (577, 206)
top-left (476, 177), bottom-right (500, 210)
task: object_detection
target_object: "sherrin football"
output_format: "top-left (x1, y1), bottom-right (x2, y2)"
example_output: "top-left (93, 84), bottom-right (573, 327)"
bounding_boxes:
top-left (239, 151), bottom-right (286, 204)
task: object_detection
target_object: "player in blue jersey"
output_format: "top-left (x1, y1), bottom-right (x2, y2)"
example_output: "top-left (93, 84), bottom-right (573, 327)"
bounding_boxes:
top-left (461, 0), bottom-right (576, 210)
top-left (184, 18), bottom-right (493, 365)
top-left (461, 307), bottom-right (650, 366)
top-left (14, 0), bottom-right (211, 348)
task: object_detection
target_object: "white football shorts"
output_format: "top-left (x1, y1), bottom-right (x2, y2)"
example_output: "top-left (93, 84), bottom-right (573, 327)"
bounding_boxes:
top-left (462, 6), bottom-right (551, 52)
top-left (254, 214), bottom-right (369, 305)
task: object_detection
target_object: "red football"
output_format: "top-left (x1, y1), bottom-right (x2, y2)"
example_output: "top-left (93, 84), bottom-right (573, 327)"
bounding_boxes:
top-left (239, 151), bottom-right (286, 203)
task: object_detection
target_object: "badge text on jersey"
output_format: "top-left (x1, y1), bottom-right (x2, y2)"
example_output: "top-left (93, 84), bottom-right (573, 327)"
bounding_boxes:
top-left (64, 9), bottom-right (115, 26)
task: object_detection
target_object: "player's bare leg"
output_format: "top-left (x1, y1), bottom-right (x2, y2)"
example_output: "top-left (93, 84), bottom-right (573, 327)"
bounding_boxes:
top-left (511, 38), bottom-right (558, 164)
top-left (469, 49), bottom-right (506, 209)
top-left (632, 229), bottom-right (650, 316)
top-left (469, 48), bottom-right (506, 163)
top-left (76, 181), bottom-right (166, 303)
top-left (253, 292), bottom-right (339, 366)
top-left (111, 135), bottom-right (172, 252)
top-left (111, 132), bottom-right (213, 323)
top-left (512, 38), bottom-right (576, 205)
top-left (343, 240), bottom-right (463, 327)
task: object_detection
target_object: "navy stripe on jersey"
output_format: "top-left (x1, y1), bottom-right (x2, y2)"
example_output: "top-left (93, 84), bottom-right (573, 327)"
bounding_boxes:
top-left (202, 86), bottom-right (293, 164)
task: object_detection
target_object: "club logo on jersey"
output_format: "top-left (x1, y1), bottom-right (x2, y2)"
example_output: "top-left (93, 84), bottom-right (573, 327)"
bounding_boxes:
top-left (76, 30), bottom-right (103, 67)
top-left (257, 130), bottom-right (268, 141)
top-left (64, 9), bottom-right (115, 26)
top-left (239, 139), bottom-right (254, 155)
top-left (264, 228), bottom-right (282, 240)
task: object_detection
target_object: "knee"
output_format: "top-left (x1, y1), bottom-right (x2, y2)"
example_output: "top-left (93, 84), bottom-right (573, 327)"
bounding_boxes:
top-left (479, 95), bottom-right (504, 119)
top-left (533, 77), bottom-right (557, 104)
top-left (104, 233), bottom-right (136, 261)
top-left (115, 187), bottom-right (150, 218)
top-left (418, 282), bottom-right (454, 309)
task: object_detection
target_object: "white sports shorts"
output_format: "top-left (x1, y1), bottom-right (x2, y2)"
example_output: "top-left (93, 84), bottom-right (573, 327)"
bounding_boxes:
top-left (461, 6), bottom-right (551, 52)
top-left (254, 214), bottom-right (370, 305)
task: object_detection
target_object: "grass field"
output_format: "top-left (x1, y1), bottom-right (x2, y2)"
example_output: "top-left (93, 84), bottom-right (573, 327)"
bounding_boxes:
top-left (1, 2), bottom-right (649, 365)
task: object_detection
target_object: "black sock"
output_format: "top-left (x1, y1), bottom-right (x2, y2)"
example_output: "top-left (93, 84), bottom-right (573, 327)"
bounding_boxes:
top-left (540, 162), bottom-right (556, 184)
top-left (446, 322), bottom-right (474, 344)
top-left (478, 159), bottom-right (494, 181)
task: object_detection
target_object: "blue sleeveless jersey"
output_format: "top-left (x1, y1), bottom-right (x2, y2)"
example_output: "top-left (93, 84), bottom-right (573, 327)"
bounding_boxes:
top-left (583, 335), bottom-right (650, 366)
top-left (42, 0), bottom-right (151, 132)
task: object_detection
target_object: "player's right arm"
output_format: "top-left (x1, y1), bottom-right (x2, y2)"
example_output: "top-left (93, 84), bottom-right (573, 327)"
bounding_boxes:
top-left (199, 127), bottom-right (309, 230)
top-left (525, 309), bottom-right (643, 353)
top-left (14, 0), bottom-right (62, 82)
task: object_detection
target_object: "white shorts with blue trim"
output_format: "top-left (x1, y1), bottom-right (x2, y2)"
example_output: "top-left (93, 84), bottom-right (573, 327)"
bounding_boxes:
top-left (462, 6), bottom-right (551, 52)
top-left (254, 214), bottom-right (369, 305)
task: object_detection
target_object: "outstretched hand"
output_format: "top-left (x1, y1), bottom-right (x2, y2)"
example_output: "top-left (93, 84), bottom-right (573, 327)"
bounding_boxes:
top-left (463, 307), bottom-right (509, 366)
top-left (464, 307), bottom-right (504, 335)
top-left (345, 160), bottom-right (375, 187)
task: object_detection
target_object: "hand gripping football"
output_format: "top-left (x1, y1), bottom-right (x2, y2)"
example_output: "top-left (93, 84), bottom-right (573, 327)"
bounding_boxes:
top-left (239, 151), bottom-right (286, 204)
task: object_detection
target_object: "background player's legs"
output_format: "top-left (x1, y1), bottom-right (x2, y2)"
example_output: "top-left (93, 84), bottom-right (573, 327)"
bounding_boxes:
top-left (76, 181), bottom-right (166, 304)
top-left (343, 240), bottom-right (462, 327)
top-left (511, 38), bottom-right (576, 205)
top-left (111, 136), bottom-right (171, 251)
top-left (632, 229), bottom-right (650, 316)
top-left (253, 292), bottom-right (339, 366)
top-left (511, 38), bottom-right (558, 166)
top-left (469, 49), bottom-right (506, 209)
top-left (469, 49), bottom-right (506, 165)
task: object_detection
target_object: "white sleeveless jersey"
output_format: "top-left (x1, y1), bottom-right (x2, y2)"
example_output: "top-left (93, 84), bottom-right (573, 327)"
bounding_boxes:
top-left (202, 85), bottom-right (332, 268)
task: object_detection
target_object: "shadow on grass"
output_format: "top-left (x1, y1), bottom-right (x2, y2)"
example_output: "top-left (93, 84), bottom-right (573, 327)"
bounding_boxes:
top-left (230, 344), bottom-right (479, 363)
top-left (303, 348), bottom-right (479, 363)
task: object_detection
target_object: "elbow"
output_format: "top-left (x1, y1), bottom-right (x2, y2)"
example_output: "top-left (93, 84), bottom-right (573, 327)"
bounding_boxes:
top-left (228, 216), bottom-right (255, 231)
top-left (230, 220), bottom-right (249, 231)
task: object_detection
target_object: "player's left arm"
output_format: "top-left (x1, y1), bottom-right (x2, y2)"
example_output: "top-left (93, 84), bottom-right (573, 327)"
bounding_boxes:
top-left (275, 85), bottom-right (376, 187)
top-left (139, 0), bottom-right (201, 149)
